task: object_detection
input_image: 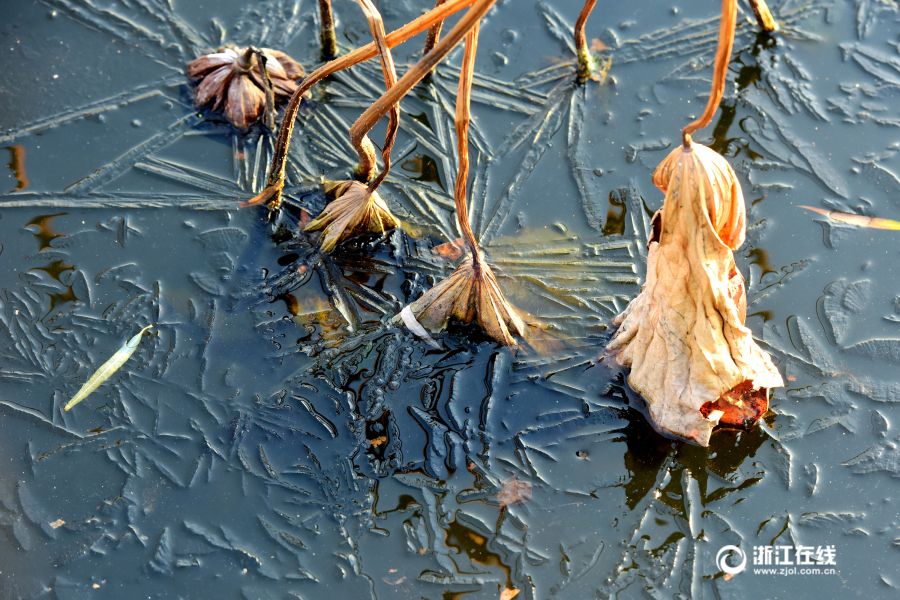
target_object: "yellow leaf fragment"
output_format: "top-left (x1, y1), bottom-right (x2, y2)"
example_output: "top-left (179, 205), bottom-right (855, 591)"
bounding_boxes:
top-left (798, 205), bottom-right (900, 231)
top-left (304, 180), bottom-right (400, 252)
top-left (432, 237), bottom-right (466, 261)
top-left (63, 325), bottom-right (154, 412)
top-left (607, 143), bottom-right (782, 446)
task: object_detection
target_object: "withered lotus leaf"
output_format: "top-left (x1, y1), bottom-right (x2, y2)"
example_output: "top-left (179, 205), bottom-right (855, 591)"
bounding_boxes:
top-left (187, 47), bottom-right (304, 130)
top-left (401, 255), bottom-right (527, 347)
top-left (304, 180), bottom-right (400, 252)
top-left (607, 142), bottom-right (783, 446)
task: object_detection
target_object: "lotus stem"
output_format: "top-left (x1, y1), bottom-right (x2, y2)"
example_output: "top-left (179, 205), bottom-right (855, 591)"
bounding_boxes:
top-left (251, 48), bottom-right (277, 130)
top-left (423, 0), bottom-right (449, 80)
top-left (245, 0), bottom-right (477, 210)
top-left (574, 0), bottom-right (597, 83)
top-left (682, 0), bottom-right (737, 147)
top-left (747, 0), bottom-right (778, 33)
top-left (351, 0), bottom-right (399, 187)
top-left (454, 20), bottom-right (481, 266)
top-left (318, 0), bottom-right (338, 59)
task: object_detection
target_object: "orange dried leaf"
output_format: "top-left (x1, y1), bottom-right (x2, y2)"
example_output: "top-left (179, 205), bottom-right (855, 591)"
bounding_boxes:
top-left (432, 238), bottom-right (466, 261)
top-left (607, 142), bottom-right (783, 446)
top-left (368, 435), bottom-right (388, 448)
top-left (500, 588), bottom-right (521, 600)
top-left (799, 205), bottom-right (900, 231)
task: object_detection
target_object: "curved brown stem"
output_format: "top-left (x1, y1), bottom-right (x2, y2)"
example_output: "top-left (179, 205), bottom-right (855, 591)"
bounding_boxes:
top-left (318, 0), bottom-right (338, 59)
top-left (351, 0), bottom-right (399, 188)
top-left (747, 0), bottom-right (778, 33)
top-left (245, 0), bottom-right (476, 209)
top-left (574, 0), bottom-right (597, 83)
top-left (454, 21), bottom-right (481, 266)
top-left (682, 0), bottom-right (737, 147)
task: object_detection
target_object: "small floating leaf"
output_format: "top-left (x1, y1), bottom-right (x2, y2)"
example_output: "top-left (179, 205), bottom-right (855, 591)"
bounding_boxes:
top-left (799, 205), bottom-right (900, 230)
top-left (63, 325), bottom-right (154, 411)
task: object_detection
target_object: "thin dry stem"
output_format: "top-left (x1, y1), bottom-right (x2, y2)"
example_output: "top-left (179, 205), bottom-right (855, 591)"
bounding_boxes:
top-left (243, 0), bottom-right (476, 210)
top-left (681, 0), bottom-right (737, 147)
top-left (319, 0), bottom-right (338, 59)
top-left (747, 0), bottom-right (778, 33)
top-left (252, 48), bottom-right (277, 130)
top-left (423, 0), bottom-right (449, 79)
top-left (454, 20), bottom-right (481, 263)
top-left (574, 0), bottom-right (597, 83)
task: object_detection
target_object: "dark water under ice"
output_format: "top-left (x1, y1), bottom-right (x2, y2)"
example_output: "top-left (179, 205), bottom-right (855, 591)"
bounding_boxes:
top-left (1, 0), bottom-right (898, 598)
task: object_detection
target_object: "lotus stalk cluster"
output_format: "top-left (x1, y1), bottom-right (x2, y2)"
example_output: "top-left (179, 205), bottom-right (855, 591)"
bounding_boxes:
top-left (181, 0), bottom-right (786, 441)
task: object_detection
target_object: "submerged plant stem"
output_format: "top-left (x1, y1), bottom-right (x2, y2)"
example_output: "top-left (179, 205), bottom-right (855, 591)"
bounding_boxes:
top-left (574, 0), bottom-right (597, 83)
top-left (747, 0), bottom-right (778, 33)
top-left (799, 205), bottom-right (900, 231)
top-left (682, 0), bottom-right (737, 147)
top-left (319, 0), bottom-right (338, 59)
top-left (423, 0), bottom-right (449, 79)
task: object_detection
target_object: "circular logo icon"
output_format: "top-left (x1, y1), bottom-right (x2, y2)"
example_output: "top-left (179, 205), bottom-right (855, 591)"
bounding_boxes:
top-left (716, 545), bottom-right (747, 575)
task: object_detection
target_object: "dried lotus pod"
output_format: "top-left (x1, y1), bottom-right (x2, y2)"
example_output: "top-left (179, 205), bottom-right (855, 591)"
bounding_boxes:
top-left (187, 46), bottom-right (304, 130)
top-left (303, 180), bottom-right (400, 252)
top-left (606, 142), bottom-right (783, 446)
top-left (402, 253), bottom-right (526, 346)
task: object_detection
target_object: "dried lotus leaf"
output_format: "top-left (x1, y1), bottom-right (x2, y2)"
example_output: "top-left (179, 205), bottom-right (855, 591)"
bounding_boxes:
top-left (607, 142), bottom-right (783, 446)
